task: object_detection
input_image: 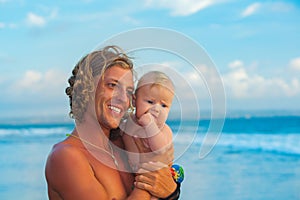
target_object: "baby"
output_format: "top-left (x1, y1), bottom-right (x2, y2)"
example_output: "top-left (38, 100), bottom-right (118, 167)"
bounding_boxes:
top-left (121, 71), bottom-right (175, 173)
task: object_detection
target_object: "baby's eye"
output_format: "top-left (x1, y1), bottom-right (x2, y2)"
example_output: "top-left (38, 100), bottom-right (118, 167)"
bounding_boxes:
top-left (161, 104), bottom-right (168, 108)
top-left (147, 100), bottom-right (153, 104)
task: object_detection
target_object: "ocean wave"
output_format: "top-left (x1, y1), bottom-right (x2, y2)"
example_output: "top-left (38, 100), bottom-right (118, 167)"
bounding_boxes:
top-left (1, 120), bottom-right (300, 156)
top-left (217, 133), bottom-right (300, 155)
top-left (0, 126), bottom-right (73, 137)
top-left (173, 132), bottom-right (300, 156)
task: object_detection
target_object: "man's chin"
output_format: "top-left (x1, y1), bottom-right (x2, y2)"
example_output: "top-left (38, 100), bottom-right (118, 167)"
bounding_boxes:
top-left (109, 118), bottom-right (122, 129)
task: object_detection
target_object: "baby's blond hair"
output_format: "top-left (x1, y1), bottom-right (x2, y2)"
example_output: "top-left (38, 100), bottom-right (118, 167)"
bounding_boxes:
top-left (136, 71), bottom-right (174, 94)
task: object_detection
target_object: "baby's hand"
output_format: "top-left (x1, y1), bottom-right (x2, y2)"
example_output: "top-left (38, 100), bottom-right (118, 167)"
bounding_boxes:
top-left (138, 113), bottom-right (153, 127)
top-left (138, 113), bottom-right (162, 137)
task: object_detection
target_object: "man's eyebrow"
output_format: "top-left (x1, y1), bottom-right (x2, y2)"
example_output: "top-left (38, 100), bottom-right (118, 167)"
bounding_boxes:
top-left (105, 77), bottom-right (119, 82)
top-left (106, 78), bottom-right (134, 89)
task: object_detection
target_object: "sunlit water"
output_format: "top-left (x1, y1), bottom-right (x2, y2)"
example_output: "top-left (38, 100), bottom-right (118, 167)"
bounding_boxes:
top-left (1, 116), bottom-right (300, 199)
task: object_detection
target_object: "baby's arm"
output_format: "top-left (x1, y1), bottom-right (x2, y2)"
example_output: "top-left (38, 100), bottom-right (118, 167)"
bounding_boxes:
top-left (138, 113), bottom-right (173, 152)
top-left (146, 124), bottom-right (173, 153)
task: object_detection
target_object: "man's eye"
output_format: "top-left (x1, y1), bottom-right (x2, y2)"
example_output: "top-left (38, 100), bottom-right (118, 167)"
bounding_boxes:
top-left (107, 83), bottom-right (117, 88)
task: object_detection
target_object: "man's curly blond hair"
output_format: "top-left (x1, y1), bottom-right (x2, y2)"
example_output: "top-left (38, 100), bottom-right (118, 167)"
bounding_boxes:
top-left (65, 46), bottom-right (133, 123)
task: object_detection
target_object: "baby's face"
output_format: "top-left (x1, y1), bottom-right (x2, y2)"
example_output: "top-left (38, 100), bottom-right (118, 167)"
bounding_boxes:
top-left (135, 84), bottom-right (174, 127)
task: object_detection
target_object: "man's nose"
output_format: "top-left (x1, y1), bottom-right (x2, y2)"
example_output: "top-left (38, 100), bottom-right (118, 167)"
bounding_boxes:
top-left (115, 87), bottom-right (129, 103)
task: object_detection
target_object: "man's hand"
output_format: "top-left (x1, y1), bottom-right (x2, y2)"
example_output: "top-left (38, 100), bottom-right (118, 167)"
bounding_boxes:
top-left (135, 162), bottom-right (177, 198)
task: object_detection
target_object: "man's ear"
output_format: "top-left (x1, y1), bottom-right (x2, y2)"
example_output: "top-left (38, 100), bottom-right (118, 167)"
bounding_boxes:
top-left (132, 94), bottom-right (136, 107)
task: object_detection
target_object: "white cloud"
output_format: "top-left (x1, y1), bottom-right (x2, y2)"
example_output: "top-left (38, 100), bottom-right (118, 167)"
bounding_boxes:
top-left (158, 60), bottom-right (300, 103)
top-left (223, 60), bottom-right (300, 98)
top-left (11, 69), bottom-right (67, 98)
top-left (49, 8), bottom-right (58, 19)
top-left (290, 57), bottom-right (300, 72)
top-left (241, 2), bottom-right (261, 17)
top-left (228, 60), bottom-right (244, 69)
top-left (21, 70), bottom-right (43, 88)
top-left (9, 23), bottom-right (17, 28)
top-left (80, 0), bottom-right (94, 2)
top-left (0, 76), bottom-right (5, 84)
top-left (26, 12), bottom-right (46, 27)
top-left (0, 22), bottom-right (5, 28)
top-left (0, 22), bottom-right (18, 29)
top-left (223, 66), bottom-right (249, 98)
top-left (241, 2), bottom-right (294, 18)
top-left (145, 0), bottom-right (224, 16)
top-left (137, 59), bottom-right (299, 104)
top-left (269, 2), bottom-right (294, 12)
top-left (123, 16), bottom-right (141, 25)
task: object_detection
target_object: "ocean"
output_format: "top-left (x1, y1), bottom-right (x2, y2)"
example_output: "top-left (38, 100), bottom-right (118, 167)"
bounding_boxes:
top-left (0, 116), bottom-right (299, 199)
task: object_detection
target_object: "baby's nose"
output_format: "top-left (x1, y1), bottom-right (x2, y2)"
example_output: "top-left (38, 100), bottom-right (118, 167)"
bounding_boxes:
top-left (151, 104), bottom-right (160, 113)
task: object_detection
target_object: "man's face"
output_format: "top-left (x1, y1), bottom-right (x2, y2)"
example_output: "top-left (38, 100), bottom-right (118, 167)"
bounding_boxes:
top-left (95, 65), bottom-right (134, 132)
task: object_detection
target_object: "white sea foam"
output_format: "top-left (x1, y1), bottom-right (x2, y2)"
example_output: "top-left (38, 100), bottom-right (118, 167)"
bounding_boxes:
top-left (0, 127), bottom-right (72, 137)
top-left (1, 120), bottom-right (300, 156)
top-left (173, 132), bottom-right (300, 156)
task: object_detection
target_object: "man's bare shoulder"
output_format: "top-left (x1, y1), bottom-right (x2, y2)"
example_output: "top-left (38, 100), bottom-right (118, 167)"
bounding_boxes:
top-left (45, 140), bottom-right (102, 199)
top-left (49, 140), bottom-right (82, 158)
top-left (45, 140), bottom-right (91, 182)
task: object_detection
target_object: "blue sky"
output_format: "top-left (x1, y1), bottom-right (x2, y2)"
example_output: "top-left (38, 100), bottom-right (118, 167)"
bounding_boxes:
top-left (1, 0), bottom-right (300, 120)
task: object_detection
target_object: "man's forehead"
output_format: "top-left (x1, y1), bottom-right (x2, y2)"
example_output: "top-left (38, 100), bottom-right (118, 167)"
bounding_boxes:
top-left (104, 71), bottom-right (134, 87)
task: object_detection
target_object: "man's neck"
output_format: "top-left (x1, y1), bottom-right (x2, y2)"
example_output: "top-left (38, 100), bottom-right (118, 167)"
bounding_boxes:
top-left (75, 113), bottom-right (111, 149)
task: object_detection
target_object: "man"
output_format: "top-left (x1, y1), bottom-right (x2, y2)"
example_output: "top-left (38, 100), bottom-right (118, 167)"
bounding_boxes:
top-left (45, 46), bottom-right (177, 200)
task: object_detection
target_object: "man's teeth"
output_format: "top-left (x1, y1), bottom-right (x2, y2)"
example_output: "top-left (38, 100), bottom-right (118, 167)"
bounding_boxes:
top-left (109, 106), bottom-right (121, 113)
